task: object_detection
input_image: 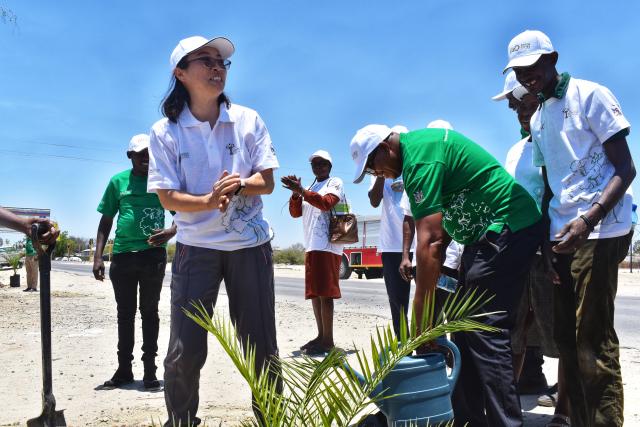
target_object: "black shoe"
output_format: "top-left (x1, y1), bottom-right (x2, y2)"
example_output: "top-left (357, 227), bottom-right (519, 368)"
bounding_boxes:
top-left (517, 375), bottom-right (549, 395)
top-left (143, 373), bottom-right (161, 390)
top-left (101, 369), bottom-right (134, 390)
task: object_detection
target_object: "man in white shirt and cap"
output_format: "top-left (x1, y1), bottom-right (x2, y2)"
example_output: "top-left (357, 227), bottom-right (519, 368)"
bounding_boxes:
top-left (504, 29), bottom-right (635, 427)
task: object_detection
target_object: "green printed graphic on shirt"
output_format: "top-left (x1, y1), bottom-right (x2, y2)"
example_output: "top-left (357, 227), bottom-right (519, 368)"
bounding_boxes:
top-left (25, 238), bottom-right (36, 257)
top-left (400, 129), bottom-right (541, 245)
top-left (97, 169), bottom-right (166, 254)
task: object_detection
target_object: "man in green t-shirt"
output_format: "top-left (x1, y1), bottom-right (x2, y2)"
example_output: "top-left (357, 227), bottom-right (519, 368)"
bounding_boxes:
top-left (350, 124), bottom-right (543, 427)
top-left (93, 134), bottom-right (176, 390)
top-left (23, 237), bottom-right (38, 292)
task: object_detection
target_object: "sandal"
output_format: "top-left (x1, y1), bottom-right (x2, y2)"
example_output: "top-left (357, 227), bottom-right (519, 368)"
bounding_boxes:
top-left (546, 414), bottom-right (570, 427)
top-left (300, 338), bottom-right (320, 351)
top-left (302, 343), bottom-right (333, 356)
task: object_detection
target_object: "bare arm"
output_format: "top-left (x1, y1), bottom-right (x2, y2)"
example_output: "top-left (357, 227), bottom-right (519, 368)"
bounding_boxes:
top-left (399, 215), bottom-right (416, 282)
top-left (596, 136), bottom-right (636, 214)
top-left (0, 207), bottom-right (29, 234)
top-left (553, 135), bottom-right (636, 253)
top-left (0, 207), bottom-right (58, 244)
top-left (93, 215), bottom-right (113, 281)
top-left (148, 220), bottom-right (177, 246)
top-left (414, 212), bottom-right (446, 334)
top-left (368, 177), bottom-right (385, 208)
top-left (243, 169), bottom-right (275, 196)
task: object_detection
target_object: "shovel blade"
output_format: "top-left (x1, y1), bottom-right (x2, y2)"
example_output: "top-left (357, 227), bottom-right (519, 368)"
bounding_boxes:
top-left (27, 410), bottom-right (67, 427)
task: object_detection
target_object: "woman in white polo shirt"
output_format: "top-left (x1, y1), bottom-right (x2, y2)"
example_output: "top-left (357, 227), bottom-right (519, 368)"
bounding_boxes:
top-left (147, 35), bottom-right (280, 426)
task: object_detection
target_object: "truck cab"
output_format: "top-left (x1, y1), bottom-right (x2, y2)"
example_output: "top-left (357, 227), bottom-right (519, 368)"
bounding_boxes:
top-left (340, 215), bottom-right (384, 280)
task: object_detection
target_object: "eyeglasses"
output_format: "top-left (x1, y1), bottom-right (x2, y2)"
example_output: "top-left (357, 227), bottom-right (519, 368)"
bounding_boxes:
top-left (364, 148), bottom-right (379, 176)
top-left (186, 57), bottom-right (232, 71)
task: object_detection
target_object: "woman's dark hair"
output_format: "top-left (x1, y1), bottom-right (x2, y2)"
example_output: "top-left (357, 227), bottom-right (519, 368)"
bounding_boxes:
top-left (161, 58), bottom-right (231, 123)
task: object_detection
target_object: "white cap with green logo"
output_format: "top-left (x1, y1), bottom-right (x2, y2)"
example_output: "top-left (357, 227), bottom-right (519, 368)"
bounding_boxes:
top-left (503, 30), bottom-right (554, 73)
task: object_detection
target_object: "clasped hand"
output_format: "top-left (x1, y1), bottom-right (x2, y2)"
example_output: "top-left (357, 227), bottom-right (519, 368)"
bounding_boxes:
top-left (210, 171), bottom-right (242, 212)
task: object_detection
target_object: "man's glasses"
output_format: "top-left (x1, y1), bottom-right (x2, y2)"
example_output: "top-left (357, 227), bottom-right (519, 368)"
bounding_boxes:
top-left (186, 57), bottom-right (232, 71)
top-left (364, 148), bottom-right (378, 176)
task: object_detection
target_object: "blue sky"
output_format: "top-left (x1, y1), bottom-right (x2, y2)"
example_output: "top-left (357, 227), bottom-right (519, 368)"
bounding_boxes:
top-left (1, 0), bottom-right (639, 248)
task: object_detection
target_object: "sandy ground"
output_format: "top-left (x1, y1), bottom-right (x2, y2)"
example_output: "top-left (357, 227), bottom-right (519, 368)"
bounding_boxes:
top-left (1, 264), bottom-right (639, 426)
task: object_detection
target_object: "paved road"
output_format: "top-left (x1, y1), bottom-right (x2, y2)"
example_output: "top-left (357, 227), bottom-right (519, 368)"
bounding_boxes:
top-left (51, 261), bottom-right (391, 305)
top-left (50, 262), bottom-right (640, 341)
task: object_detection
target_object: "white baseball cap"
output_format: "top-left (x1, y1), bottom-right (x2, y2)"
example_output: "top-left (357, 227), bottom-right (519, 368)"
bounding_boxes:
top-left (426, 119), bottom-right (453, 130)
top-left (492, 71), bottom-right (522, 101)
top-left (128, 134), bottom-right (150, 153)
top-left (503, 30), bottom-right (554, 73)
top-left (309, 150), bottom-right (332, 164)
top-left (391, 125), bottom-right (409, 133)
top-left (350, 124), bottom-right (393, 184)
top-left (170, 36), bottom-right (235, 69)
top-left (511, 85), bottom-right (530, 101)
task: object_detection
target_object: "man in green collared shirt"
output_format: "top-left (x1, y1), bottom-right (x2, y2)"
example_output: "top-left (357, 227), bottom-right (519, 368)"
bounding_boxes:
top-left (94, 134), bottom-right (176, 391)
top-left (23, 237), bottom-right (38, 292)
top-left (350, 124), bottom-right (543, 427)
top-left (506, 30), bottom-right (635, 427)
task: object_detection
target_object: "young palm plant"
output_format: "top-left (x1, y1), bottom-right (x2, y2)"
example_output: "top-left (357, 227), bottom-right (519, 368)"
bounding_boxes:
top-left (184, 288), bottom-right (496, 427)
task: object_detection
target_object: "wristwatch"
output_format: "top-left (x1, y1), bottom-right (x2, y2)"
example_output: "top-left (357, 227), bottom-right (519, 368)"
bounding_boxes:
top-left (235, 179), bottom-right (246, 196)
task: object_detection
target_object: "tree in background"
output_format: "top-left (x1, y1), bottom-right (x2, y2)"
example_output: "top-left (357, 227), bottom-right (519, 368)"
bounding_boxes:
top-left (0, 5), bottom-right (16, 25)
top-left (273, 243), bottom-right (305, 265)
top-left (167, 243), bottom-right (176, 262)
top-left (54, 231), bottom-right (76, 258)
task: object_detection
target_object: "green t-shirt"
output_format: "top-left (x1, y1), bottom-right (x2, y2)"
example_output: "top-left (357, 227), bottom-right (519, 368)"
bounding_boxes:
top-left (25, 238), bottom-right (36, 257)
top-left (97, 169), bottom-right (166, 254)
top-left (400, 129), bottom-right (541, 245)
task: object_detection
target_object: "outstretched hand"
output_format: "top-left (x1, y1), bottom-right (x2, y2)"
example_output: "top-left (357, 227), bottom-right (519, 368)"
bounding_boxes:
top-left (281, 175), bottom-right (303, 195)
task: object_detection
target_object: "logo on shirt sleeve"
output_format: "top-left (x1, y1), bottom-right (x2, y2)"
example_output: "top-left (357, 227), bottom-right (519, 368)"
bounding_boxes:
top-left (413, 190), bottom-right (424, 204)
top-left (269, 144), bottom-right (276, 155)
top-left (610, 104), bottom-right (623, 116)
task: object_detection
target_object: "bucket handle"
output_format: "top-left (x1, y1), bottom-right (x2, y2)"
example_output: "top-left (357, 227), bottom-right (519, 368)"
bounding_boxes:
top-left (436, 337), bottom-right (461, 389)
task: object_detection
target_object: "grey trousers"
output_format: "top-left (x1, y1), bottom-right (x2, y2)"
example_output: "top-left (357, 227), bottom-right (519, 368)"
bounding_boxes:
top-left (164, 241), bottom-right (280, 426)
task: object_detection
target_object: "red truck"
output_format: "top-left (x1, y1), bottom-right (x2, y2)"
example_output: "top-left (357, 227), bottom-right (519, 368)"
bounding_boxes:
top-left (340, 215), bottom-right (384, 280)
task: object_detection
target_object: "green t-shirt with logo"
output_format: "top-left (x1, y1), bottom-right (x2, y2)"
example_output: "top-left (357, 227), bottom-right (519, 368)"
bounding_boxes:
top-left (400, 129), bottom-right (541, 245)
top-left (97, 169), bottom-right (166, 254)
top-left (25, 238), bottom-right (36, 257)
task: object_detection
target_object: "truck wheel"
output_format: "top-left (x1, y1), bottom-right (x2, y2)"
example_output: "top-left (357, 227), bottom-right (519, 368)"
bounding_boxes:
top-left (364, 268), bottom-right (383, 280)
top-left (339, 256), bottom-right (352, 280)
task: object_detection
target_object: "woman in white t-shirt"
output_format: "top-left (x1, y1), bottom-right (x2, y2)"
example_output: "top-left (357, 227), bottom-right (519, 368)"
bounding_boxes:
top-left (147, 36), bottom-right (280, 426)
top-left (282, 150), bottom-right (347, 355)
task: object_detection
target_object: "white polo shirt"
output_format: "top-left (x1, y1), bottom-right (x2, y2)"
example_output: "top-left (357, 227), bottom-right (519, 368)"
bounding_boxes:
top-left (530, 76), bottom-right (632, 240)
top-left (505, 137), bottom-right (544, 208)
top-left (147, 103), bottom-right (279, 250)
top-left (369, 177), bottom-right (414, 253)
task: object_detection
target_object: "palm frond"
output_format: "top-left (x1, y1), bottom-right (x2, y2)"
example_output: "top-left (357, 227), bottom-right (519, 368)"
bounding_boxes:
top-left (183, 288), bottom-right (498, 426)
